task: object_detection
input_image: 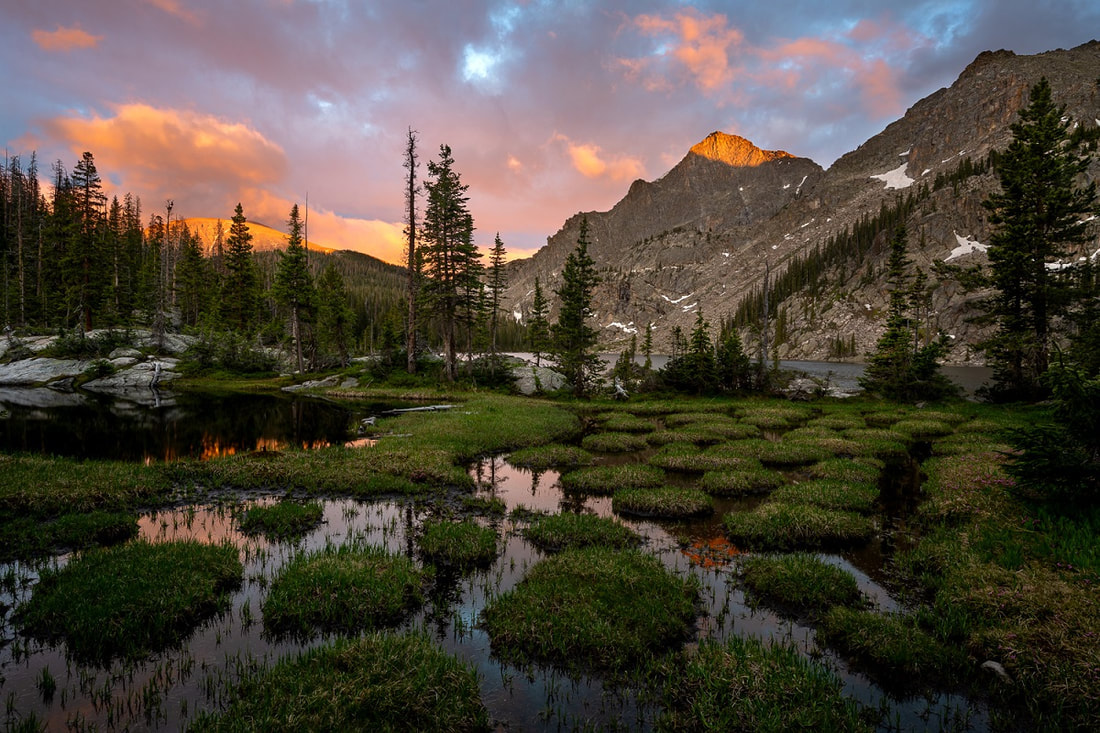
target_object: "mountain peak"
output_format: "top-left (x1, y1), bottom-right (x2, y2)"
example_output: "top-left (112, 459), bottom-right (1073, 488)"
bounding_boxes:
top-left (689, 131), bottom-right (796, 167)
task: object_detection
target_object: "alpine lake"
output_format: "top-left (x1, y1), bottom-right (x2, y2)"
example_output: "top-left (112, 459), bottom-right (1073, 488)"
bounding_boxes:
top-left (0, 379), bottom-right (1069, 731)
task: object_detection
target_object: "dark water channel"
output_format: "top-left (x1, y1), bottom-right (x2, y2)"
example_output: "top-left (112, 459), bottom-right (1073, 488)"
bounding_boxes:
top-left (0, 390), bottom-right (391, 461)
top-left (0, 439), bottom-right (987, 731)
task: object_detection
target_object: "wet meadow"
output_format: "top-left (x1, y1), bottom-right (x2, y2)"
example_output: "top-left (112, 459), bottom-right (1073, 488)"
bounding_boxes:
top-left (0, 391), bottom-right (1097, 731)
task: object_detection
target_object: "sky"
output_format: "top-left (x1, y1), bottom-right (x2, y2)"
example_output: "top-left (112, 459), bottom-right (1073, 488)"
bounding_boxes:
top-left (2, 1), bottom-right (1097, 264)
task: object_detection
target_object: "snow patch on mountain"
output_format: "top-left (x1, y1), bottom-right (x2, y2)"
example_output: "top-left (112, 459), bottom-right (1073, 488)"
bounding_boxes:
top-left (945, 232), bottom-right (988, 261)
top-left (871, 163), bottom-right (914, 190)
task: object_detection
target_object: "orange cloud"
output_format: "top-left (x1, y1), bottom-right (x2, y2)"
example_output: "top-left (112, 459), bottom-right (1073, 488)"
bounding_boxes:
top-left (32, 26), bottom-right (102, 52)
top-left (142, 0), bottom-right (203, 25)
top-left (555, 135), bottom-right (645, 182)
top-left (630, 10), bottom-right (743, 93)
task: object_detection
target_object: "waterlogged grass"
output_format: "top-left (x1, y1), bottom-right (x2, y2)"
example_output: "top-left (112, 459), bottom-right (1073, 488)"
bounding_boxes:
top-left (418, 519), bottom-right (498, 569)
top-left (699, 467), bottom-right (785, 497)
top-left (806, 415), bottom-right (865, 431)
top-left (741, 553), bottom-right (863, 620)
top-left (263, 542), bottom-right (429, 638)
top-left (890, 418), bottom-right (956, 439)
top-left (16, 540), bottom-right (242, 662)
top-left (559, 464), bottom-right (665, 495)
top-left (648, 443), bottom-right (756, 472)
top-left (753, 441), bottom-right (832, 468)
top-left (460, 494), bottom-right (507, 516)
top-left (770, 479), bottom-right (879, 514)
top-left (663, 412), bottom-right (737, 428)
top-left (600, 413), bottom-right (659, 433)
top-left (506, 444), bottom-right (593, 469)
top-left (724, 503), bottom-right (875, 551)
top-left (863, 410), bottom-right (909, 427)
top-left (523, 512), bottom-right (641, 552)
top-left (916, 453), bottom-right (1015, 525)
top-left (481, 547), bottom-right (700, 673)
top-left (0, 455), bottom-right (172, 516)
top-left (816, 607), bottom-right (967, 692)
top-left (613, 487), bottom-right (713, 519)
top-left (581, 431), bottom-right (650, 453)
top-left (236, 500), bottom-right (324, 540)
top-left (192, 633), bottom-right (490, 732)
top-left (841, 428), bottom-right (911, 458)
top-left (0, 510), bottom-right (138, 561)
top-left (804, 458), bottom-right (881, 484)
top-left (658, 635), bottom-right (873, 732)
top-left (645, 428), bottom-right (726, 446)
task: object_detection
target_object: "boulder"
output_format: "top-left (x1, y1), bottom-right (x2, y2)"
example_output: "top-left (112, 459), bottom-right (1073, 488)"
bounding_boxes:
top-left (512, 363), bottom-right (565, 395)
top-left (0, 357), bottom-right (87, 386)
top-left (282, 375), bottom-right (342, 393)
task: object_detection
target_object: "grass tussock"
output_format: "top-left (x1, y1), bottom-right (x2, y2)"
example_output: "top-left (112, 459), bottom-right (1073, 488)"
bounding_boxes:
top-left (417, 519), bottom-right (498, 569)
top-left (804, 458), bottom-right (881, 484)
top-left (236, 500), bottom-right (324, 540)
top-left (191, 633), bottom-right (489, 732)
top-left (0, 455), bottom-right (171, 516)
top-left (481, 547), bottom-right (700, 673)
top-left (648, 443), bottom-right (756, 473)
top-left (658, 635), bottom-right (873, 732)
top-left (741, 553), bottom-right (863, 620)
top-left (600, 413), bottom-right (659, 434)
top-left (889, 418), bottom-right (956, 439)
top-left (263, 542), bottom-right (429, 637)
top-left (770, 479), bottom-right (879, 514)
top-left (724, 503), bottom-right (875, 551)
top-left (581, 431), bottom-right (650, 453)
top-left (559, 464), bottom-right (665, 495)
top-left (645, 428), bottom-right (726, 446)
top-left (523, 512), bottom-right (641, 552)
top-left (507, 444), bottom-right (593, 469)
top-left (699, 467), bottom-right (785, 497)
top-left (16, 540), bottom-right (242, 662)
top-left (806, 415), bottom-right (865, 431)
top-left (0, 510), bottom-right (137, 562)
top-left (613, 487), bottom-right (713, 519)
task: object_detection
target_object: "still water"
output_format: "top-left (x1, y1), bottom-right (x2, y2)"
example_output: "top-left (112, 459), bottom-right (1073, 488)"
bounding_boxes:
top-left (0, 453), bottom-right (986, 731)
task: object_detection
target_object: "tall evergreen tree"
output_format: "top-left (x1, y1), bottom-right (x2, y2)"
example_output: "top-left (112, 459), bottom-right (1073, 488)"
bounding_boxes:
top-left (981, 77), bottom-right (1098, 401)
top-left (403, 127), bottom-right (420, 374)
top-left (421, 144), bottom-right (477, 382)
top-left (220, 203), bottom-right (260, 332)
top-left (272, 204), bottom-right (315, 373)
top-left (486, 232), bottom-right (507, 373)
top-left (716, 324), bottom-right (751, 392)
top-left (175, 224), bottom-right (210, 328)
top-left (551, 216), bottom-right (602, 397)
top-left (69, 151), bottom-right (106, 331)
top-left (527, 275), bottom-right (550, 366)
top-left (316, 263), bottom-right (354, 367)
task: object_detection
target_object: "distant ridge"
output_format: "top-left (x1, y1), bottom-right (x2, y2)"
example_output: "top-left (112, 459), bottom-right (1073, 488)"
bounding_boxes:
top-left (180, 217), bottom-right (335, 255)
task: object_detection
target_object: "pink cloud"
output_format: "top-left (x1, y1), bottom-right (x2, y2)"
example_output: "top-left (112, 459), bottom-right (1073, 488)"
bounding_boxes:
top-left (32, 26), bottom-right (102, 52)
top-left (629, 10), bottom-right (744, 93)
top-left (554, 135), bottom-right (646, 182)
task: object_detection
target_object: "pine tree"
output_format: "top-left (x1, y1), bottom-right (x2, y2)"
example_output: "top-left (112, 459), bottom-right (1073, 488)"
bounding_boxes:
top-left (981, 77), bottom-right (1098, 401)
top-left (272, 204), bottom-right (315, 373)
top-left (421, 144), bottom-right (477, 382)
top-left (316, 263), bottom-right (354, 367)
top-left (486, 233), bottom-right (507, 374)
top-left (527, 275), bottom-right (550, 366)
top-left (716, 324), bottom-right (751, 392)
top-left (642, 322), bottom-right (653, 372)
top-left (220, 203), bottom-right (260, 333)
top-left (550, 216), bottom-right (602, 397)
top-left (403, 127), bottom-right (420, 374)
top-left (175, 224), bottom-right (210, 328)
top-left (69, 151), bottom-right (106, 331)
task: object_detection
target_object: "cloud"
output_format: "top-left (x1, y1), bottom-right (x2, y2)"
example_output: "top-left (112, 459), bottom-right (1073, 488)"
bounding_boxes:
top-left (631, 10), bottom-right (744, 93)
top-left (31, 26), bottom-right (102, 52)
top-left (141, 0), bottom-right (203, 25)
top-left (554, 134), bottom-right (645, 182)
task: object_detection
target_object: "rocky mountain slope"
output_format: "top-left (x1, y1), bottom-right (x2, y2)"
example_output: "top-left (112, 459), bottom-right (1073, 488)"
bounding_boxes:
top-left (502, 41), bottom-right (1100, 364)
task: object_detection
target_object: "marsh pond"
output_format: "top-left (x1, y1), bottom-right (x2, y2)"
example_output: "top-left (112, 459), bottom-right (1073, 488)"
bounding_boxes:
top-left (0, 391), bottom-right (1093, 731)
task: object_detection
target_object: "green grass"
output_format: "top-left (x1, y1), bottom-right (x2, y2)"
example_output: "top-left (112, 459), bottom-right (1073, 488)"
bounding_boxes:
top-left (506, 444), bottom-right (593, 469)
top-left (16, 540), bottom-right (242, 662)
top-left (523, 513), bottom-right (641, 552)
top-left (723, 439), bottom-right (832, 467)
top-left (0, 510), bottom-right (138, 562)
top-left (658, 635), bottom-right (873, 732)
top-left (724, 503), bottom-right (875, 551)
top-left (481, 547), bottom-right (700, 673)
top-left (417, 519), bottom-right (498, 569)
top-left (190, 633), bottom-right (489, 732)
top-left (648, 443), bottom-right (757, 472)
top-left (816, 607), bottom-right (968, 692)
top-left (663, 412), bottom-right (738, 427)
top-left (460, 494), bottom-right (507, 516)
top-left (0, 455), bottom-right (172, 516)
top-left (236, 500), bottom-right (324, 540)
top-left (263, 542), bottom-right (429, 637)
top-left (741, 553), bottom-right (863, 620)
top-left (581, 431), bottom-right (650, 453)
top-left (805, 415), bottom-right (865, 431)
top-left (600, 413), bottom-right (659, 433)
top-left (559, 464), bottom-right (665, 495)
top-left (735, 404), bottom-right (812, 430)
top-left (613, 488), bottom-right (713, 518)
top-left (804, 458), bottom-right (881, 484)
top-left (770, 479), bottom-right (879, 514)
top-left (889, 418), bottom-right (956, 439)
top-left (784, 435), bottom-right (865, 458)
top-left (644, 428), bottom-right (726, 446)
top-left (699, 467), bottom-right (785, 497)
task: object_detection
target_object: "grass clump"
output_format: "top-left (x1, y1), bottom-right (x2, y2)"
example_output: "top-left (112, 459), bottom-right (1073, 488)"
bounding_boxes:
top-left (663, 412), bottom-right (737, 427)
top-left (559, 464), bottom-right (665, 495)
top-left (724, 503), bottom-right (875, 551)
top-left (613, 488), bottom-right (713, 519)
top-left (481, 547), bottom-right (699, 673)
top-left (507, 444), bottom-right (593, 469)
top-left (192, 633), bottom-right (489, 732)
top-left (16, 540), bottom-right (242, 662)
top-left (236, 500), bottom-right (323, 540)
top-left (0, 456), bottom-right (171, 516)
top-left (417, 519), bottom-right (498, 569)
top-left (263, 542), bottom-right (428, 637)
top-left (806, 415), bottom-right (865, 431)
top-left (741, 553), bottom-right (863, 620)
top-left (461, 495), bottom-right (507, 516)
top-left (816, 607), bottom-right (967, 692)
top-left (0, 511), bottom-right (138, 562)
top-left (581, 431), bottom-right (649, 453)
top-left (648, 443), bottom-right (756, 473)
top-left (699, 467), bottom-right (785, 497)
top-left (804, 458), bottom-right (881, 484)
top-left (756, 441), bottom-right (832, 467)
top-left (645, 428), bottom-right (725, 446)
top-left (600, 413), bottom-right (658, 433)
top-left (890, 418), bottom-right (955, 439)
top-left (658, 635), bottom-right (873, 732)
top-left (770, 479), bottom-right (879, 514)
top-left (523, 513), bottom-right (641, 552)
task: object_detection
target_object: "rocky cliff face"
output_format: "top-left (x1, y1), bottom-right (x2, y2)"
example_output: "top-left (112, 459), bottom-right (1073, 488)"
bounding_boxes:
top-left (503, 41), bottom-right (1100, 364)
